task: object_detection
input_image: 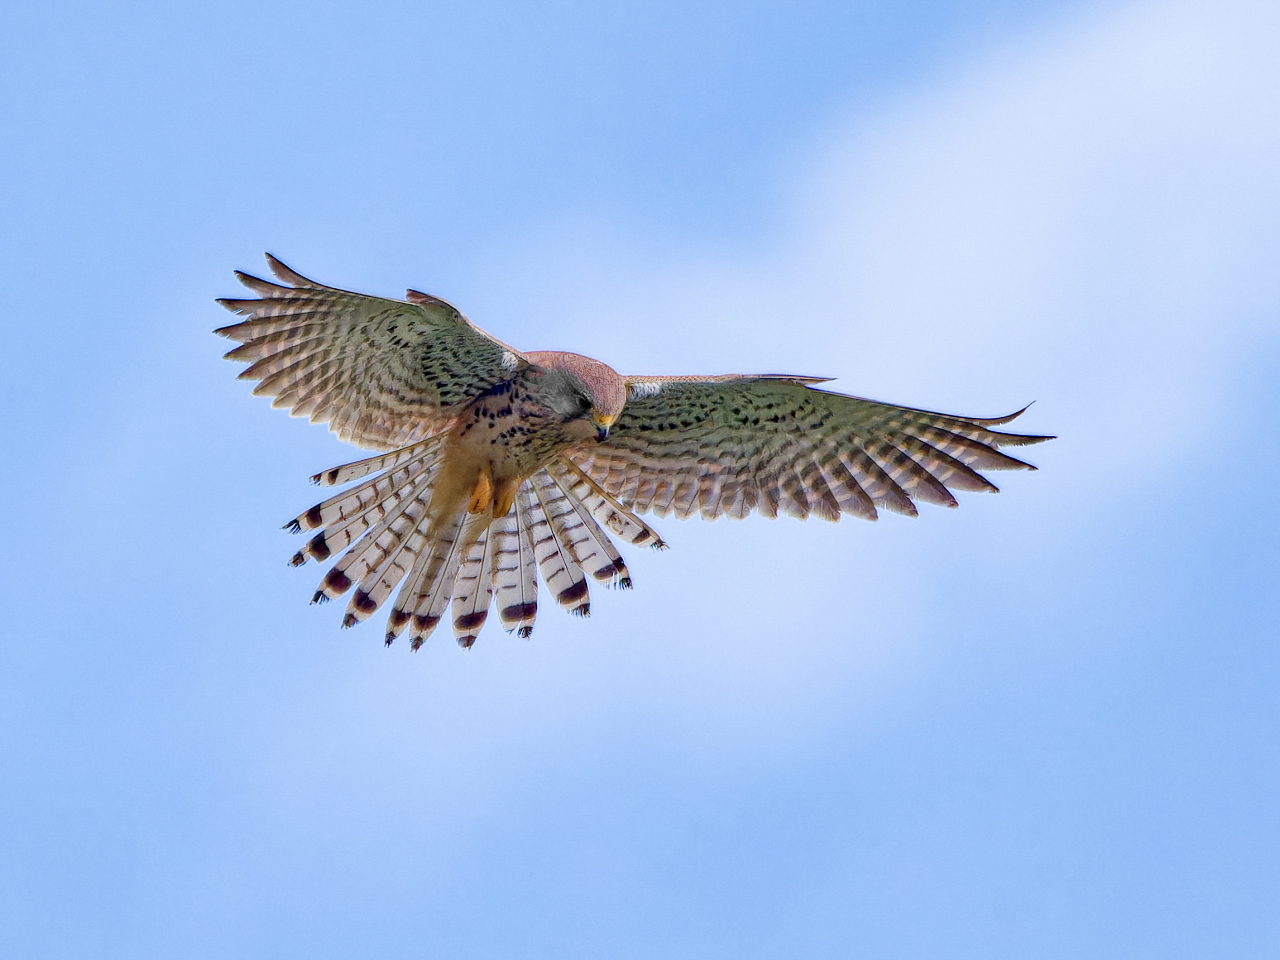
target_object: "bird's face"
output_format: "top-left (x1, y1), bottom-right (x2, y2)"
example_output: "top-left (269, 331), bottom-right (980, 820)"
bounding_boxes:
top-left (538, 371), bottom-right (615, 441)
top-left (524, 352), bottom-right (627, 443)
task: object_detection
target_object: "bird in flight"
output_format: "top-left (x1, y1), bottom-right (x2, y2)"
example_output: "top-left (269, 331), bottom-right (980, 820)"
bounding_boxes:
top-left (217, 255), bottom-right (1052, 649)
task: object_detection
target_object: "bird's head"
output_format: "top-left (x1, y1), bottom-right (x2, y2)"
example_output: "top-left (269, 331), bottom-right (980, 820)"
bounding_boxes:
top-left (524, 351), bottom-right (627, 441)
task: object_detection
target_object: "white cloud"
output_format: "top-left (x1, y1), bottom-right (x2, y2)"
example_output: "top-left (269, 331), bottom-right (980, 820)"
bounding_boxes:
top-left (505, 0), bottom-right (1279, 484)
top-left (229, 0), bottom-right (1280, 775)
top-left (433, 0), bottom-right (1280, 728)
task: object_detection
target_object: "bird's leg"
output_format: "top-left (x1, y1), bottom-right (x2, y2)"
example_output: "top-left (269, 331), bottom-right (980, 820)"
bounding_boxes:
top-left (467, 463), bottom-right (494, 515)
top-left (493, 478), bottom-right (519, 518)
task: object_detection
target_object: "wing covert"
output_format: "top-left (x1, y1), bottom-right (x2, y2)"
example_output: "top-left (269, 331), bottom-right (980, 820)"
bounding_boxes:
top-left (215, 255), bottom-right (526, 450)
top-left (569, 376), bottom-right (1053, 521)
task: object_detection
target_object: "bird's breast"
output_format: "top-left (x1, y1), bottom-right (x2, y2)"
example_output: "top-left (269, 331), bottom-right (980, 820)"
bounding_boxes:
top-left (449, 382), bottom-right (575, 482)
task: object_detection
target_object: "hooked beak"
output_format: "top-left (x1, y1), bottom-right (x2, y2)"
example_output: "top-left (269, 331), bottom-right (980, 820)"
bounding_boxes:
top-left (592, 414), bottom-right (615, 442)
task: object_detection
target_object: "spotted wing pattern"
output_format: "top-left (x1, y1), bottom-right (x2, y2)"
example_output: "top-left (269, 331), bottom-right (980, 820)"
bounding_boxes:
top-left (570, 376), bottom-right (1052, 521)
top-left (215, 255), bottom-right (526, 450)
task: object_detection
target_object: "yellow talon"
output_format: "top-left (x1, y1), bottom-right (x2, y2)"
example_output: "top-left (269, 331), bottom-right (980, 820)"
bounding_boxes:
top-left (468, 467), bottom-right (494, 515)
top-left (493, 479), bottom-right (519, 518)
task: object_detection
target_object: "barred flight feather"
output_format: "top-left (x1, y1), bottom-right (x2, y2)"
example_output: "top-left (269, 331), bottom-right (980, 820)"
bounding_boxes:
top-left (523, 480), bottom-right (592, 616)
top-left (491, 500), bottom-right (539, 638)
top-left (813, 450), bottom-right (879, 520)
top-left (546, 459), bottom-right (665, 548)
top-left (315, 467), bottom-right (437, 606)
top-left (892, 434), bottom-right (997, 494)
top-left (900, 422), bottom-right (1034, 473)
top-left (841, 447), bottom-right (917, 516)
top-left (532, 471), bottom-right (631, 587)
top-left (220, 261), bottom-right (1053, 649)
top-left (863, 438), bottom-right (958, 509)
top-left (215, 255), bottom-right (528, 450)
top-left (389, 510), bottom-right (468, 650)
top-left (573, 378), bottom-right (1051, 525)
top-left (451, 525), bottom-right (495, 648)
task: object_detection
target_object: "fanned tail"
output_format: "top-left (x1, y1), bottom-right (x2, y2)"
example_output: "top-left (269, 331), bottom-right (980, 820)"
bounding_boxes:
top-left (291, 456), bottom-right (655, 646)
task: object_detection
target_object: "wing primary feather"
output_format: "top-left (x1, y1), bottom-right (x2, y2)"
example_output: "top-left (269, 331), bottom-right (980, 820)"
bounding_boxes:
top-left (233, 270), bottom-right (295, 298)
top-left (838, 447), bottom-right (917, 516)
top-left (863, 438), bottom-right (958, 509)
top-left (264, 254), bottom-right (324, 288)
top-left (216, 259), bottom-right (531, 449)
top-left (894, 434), bottom-right (1000, 494)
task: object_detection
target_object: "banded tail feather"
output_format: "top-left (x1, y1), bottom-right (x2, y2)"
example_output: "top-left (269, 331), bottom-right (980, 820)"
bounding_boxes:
top-left (311, 466), bottom-right (437, 607)
top-left (285, 444), bottom-right (443, 567)
top-left (285, 439), bottom-right (444, 534)
top-left (309, 437), bottom-right (446, 487)
top-left (529, 471), bottom-right (632, 588)
top-left (337, 474), bottom-right (441, 628)
top-left (451, 524), bottom-right (495, 648)
top-left (548, 458), bottom-right (666, 549)
top-left (522, 478), bottom-right (593, 617)
top-left (290, 449), bottom-right (643, 646)
top-left (492, 500), bottom-right (539, 638)
top-left (393, 509), bottom-right (470, 650)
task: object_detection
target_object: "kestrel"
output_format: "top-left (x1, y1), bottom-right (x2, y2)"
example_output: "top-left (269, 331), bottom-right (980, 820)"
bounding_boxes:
top-left (217, 256), bottom-right (1052, 648)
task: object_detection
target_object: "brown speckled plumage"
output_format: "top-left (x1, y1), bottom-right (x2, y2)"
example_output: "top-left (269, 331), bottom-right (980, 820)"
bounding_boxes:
top-left (217, 256), bottom-right (1052, 648)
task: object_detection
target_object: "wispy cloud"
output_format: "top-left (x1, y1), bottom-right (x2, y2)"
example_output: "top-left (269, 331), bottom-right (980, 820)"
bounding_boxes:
top-left (427, 0), bottom-right (1280, 728)
top-left (498, 0), bottom-right (1278, 488)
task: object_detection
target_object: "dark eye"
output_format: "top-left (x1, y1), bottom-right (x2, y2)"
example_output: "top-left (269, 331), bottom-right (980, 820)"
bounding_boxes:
top-left (574, 391), bottom-right (593, 417)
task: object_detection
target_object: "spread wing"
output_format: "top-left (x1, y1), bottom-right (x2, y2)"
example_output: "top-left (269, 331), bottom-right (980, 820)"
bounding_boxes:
top-left (568, 375), bottom-right (1053, 521)
top-left (215, 255), bottom-right (527, 450)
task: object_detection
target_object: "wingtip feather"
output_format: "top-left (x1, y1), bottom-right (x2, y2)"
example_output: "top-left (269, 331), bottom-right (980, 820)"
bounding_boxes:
top-left (264, 253), bottom-right (320, 288)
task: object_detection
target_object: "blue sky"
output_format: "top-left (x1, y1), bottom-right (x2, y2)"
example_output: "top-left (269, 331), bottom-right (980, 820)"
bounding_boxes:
top-left (2, 1), bottom-right (1278, 957)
